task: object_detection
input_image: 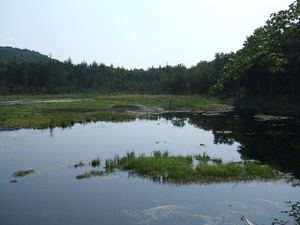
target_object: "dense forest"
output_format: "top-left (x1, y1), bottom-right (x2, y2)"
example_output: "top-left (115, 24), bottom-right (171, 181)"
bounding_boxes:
top-left (0, 51), bottom-right (232, 96)
top-left (0, 1), bottom-right (299, 108)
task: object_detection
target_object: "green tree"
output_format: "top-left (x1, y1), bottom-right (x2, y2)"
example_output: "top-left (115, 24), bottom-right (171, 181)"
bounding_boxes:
top-left (210, 1), bottom-right (299, 95)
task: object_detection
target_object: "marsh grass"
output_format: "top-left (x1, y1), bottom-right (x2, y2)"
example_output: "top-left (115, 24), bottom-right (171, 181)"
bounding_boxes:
top-left (0, 94), bottom-right (231, 129)
top-left (13, 169), bottom-right (35, 177)
top-left (91, 157), bottom-right (101, 167)
top-left (103, 152), bottom-right (279, 184)
top-left (105, 155), bottom-right (122, 169)
top-left (152, 150), bottom-right (170, 157)
top-left (194, 152), bottom-right (222, 164)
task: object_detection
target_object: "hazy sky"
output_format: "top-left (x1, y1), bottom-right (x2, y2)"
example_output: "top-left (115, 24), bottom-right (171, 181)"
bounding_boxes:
top-left (0, 0), bottom-right (293, 69)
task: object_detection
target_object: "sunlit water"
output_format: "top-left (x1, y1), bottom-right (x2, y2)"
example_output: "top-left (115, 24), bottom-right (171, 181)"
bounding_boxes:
top-left (0, 116), bottom-right (299, 225)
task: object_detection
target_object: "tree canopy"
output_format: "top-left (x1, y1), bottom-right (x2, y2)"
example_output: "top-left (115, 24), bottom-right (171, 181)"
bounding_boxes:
top-left (210, 0), bottom-right (300, 95)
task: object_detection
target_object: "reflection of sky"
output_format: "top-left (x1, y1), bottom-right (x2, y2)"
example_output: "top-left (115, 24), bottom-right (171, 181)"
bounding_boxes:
top-left (0, 119), bottom-right (299, 225)
top-left (0, 118), bottom-right (241, 173)
top-left (50, 118), bottom-right (241, 161)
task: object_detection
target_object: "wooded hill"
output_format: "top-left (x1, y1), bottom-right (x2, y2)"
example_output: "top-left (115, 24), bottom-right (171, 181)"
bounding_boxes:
top-left (0, 46), bottom-right (50, 63)
top-left (0, 1), bottom-right (299, 113)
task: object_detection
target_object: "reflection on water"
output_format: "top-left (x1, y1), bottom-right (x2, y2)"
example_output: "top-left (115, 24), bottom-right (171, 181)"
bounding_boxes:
top-left (0, 111), bottom-right (300, 225)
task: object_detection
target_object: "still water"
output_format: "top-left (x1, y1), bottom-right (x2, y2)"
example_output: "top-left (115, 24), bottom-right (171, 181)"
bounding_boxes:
top-left (1, 112), bottom-right (299, 225)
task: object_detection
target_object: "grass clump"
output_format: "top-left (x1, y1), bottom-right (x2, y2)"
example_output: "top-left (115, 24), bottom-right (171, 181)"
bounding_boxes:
top-left (13, 169), bottom-right (35, 177)
top-left (105, 155), bottom-right (123, 169)
top-left (194, 152), bottom-right (222, 164)
top-left (152, 150), bottom-right (169, 157)
top-left (104, 152), bottom-right (279, 184)
top-left (91, 157), bottom-right (100, 167)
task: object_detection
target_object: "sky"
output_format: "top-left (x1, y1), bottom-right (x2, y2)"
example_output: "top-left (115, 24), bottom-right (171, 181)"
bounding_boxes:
top-left (0, 0), bottom-right (293, 69)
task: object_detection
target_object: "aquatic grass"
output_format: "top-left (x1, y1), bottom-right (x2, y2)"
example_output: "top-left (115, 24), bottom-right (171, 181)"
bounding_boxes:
top-left (76, 170), bottom-right (106, 179)
top-left (0, 94), bottom-right (232, 129)
top-left (104, 152), bottom-right (280, 184)
top-left (195, 162), bottom-right (278, 182)
top-left (194, 152), bottom-right (211, 162)
top-left (105, 155), bottom-right (122, 169)
top-left (243, 163), bottom-right (276, 179)
top-left (122, 154), bottom-right (195, 182)
top-left (196, 163), bottom-right (242, 180)
top-left (194, 153), bottom-right (222, 164)
top-left (151, 150), bottom-right (170, 157)
top-left (74, 162), bottom-right (85, 168)
top-left (91, 157), bottom-right (101, 167)
top-left (13, 169), bottom-right (35, 177)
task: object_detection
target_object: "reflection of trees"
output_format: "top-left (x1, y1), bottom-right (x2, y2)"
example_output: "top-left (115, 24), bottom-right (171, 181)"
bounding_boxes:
top-left (159, 112), bottom-right (190, 128)
top-left (237, 130), bottom-right (300, 178)
top-left (160, 111), bottom-right (300, 179)
top-left (171, 118), bottom-right (185, 127)
top-left (212, 132), bottom-right (235, 145)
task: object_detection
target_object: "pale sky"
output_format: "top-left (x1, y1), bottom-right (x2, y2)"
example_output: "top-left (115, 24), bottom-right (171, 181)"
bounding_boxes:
top-left (0, 0), bottom-right (293, 69)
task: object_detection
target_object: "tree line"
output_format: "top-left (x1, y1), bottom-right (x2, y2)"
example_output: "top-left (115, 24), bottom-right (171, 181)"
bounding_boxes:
top-left (0, 53), bottom-right (231, 96)
top-left (0, 1), bottom-right (299, 105)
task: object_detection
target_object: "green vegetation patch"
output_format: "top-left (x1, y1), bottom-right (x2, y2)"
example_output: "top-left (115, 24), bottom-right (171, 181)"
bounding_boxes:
top-left (74, 162), bottom-right (85, 168)
top-left (0, 95), bottom-right (231, 129)
top-left (76, 170), bottom-right (108, 179)
top-left (254, 113), bottom-right (292, 121)
top-left (91, 157), bottom-right (101, 167)
top-left (194, 152), bottom-right (222, 164)
top-left (105, 151), bottom-right (279, 184)
top-left (13, 169), bottom-right (35, 177)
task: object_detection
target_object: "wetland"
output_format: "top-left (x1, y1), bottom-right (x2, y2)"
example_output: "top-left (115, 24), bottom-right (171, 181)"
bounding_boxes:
top-left (1, 95), bottom-right (300, 224)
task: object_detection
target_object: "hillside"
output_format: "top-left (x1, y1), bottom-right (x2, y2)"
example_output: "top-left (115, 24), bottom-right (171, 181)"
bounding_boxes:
top-left (0, 46), bottom-right (51, 63)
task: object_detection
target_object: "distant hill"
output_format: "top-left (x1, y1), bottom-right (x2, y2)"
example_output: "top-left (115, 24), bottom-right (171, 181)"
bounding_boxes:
top-left (0, 46), bottom-right (52, 63)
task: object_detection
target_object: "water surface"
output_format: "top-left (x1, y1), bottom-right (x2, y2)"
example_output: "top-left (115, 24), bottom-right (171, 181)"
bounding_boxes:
top-left (1, 112), bottom-right (299, 224)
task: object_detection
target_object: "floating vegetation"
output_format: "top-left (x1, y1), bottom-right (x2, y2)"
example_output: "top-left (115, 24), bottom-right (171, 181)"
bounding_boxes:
top-left (91, 157), bottom-right (100, 167)
top-left (254, 113), bottom-right (292, 121)
top-left (13, 169), bottom-right (35, 177)
top-left (103, 152), bottom-right (280, 184)
top-left (74, 162), bottom-right (85, 168)
top-left (10, 179), bottom-right (18, 183)
top-left (76, 170), bottom-right (110, 179)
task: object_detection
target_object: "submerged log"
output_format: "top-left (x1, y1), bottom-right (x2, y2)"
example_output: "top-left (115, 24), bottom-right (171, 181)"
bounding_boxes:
top-left (241, 215), bottom-right (254, 225)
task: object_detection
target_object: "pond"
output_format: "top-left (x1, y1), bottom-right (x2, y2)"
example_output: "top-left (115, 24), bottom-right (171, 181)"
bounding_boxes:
top-left (1, 111), bottom-right (300, 225)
